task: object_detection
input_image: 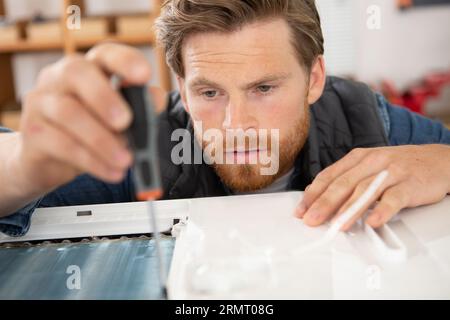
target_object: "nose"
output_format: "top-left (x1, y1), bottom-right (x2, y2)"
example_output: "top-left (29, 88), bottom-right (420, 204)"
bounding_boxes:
top-left (222, 95), bottom-right (258, 130)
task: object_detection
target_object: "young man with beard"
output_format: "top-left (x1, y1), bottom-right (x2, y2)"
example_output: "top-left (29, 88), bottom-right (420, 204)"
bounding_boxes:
top-left (0, 0), bottom-right (449, 237)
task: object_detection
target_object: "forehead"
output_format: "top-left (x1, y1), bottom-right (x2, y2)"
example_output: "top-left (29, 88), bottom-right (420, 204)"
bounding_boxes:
top-left (181, 18), bottom-right (302, 82)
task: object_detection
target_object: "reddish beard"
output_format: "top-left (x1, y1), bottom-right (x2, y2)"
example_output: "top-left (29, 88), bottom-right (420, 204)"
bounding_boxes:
top-left (196, 104), bottom-right (310, 193)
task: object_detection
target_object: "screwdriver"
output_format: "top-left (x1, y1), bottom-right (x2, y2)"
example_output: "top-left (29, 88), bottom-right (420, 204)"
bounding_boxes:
top-left (120, 84), bottom-right (167, 299)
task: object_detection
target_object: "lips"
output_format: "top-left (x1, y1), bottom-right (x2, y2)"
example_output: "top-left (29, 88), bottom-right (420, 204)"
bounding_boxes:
top-left (224, 149), bottom-right (266, 163)
top-left (226, 149), bottom-right (259, 153)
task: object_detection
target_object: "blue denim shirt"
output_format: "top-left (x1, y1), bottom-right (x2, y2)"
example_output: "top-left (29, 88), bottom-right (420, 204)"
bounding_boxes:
top-left (1, 94), bottom-right (450, 236)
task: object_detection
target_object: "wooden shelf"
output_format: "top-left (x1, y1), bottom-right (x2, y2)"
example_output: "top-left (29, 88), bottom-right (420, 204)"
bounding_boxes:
top-left (0, 40), bottom-right (64, 53)
top-left (0, 0), bottom-right (172, 108)
top-left (0, 34), bottom-right (155, 53)
top-left (0, 109), bottom-right (21, 131)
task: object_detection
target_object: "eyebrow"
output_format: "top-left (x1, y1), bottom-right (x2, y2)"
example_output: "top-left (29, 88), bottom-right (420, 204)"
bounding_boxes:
top-left (188, 77), bottom-right (223, 90)
top-left (188, 72), bottom-right (292, 91)
top-left (241, 72), bottom-right (292, 90)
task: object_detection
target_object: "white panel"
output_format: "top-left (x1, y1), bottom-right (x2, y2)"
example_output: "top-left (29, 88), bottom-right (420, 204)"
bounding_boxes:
top-left (0, 199), bottom-right (189, 243)
top-left (168, 193), bottom-right (450, 299)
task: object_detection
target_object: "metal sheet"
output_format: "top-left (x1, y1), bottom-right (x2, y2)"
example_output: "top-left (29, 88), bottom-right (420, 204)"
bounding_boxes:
top-left (0, 237), bottom-right (175, 300)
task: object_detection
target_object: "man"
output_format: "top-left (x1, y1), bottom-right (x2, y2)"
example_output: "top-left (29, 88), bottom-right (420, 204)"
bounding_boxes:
top-left (0, 0), bottom-right (449, 237)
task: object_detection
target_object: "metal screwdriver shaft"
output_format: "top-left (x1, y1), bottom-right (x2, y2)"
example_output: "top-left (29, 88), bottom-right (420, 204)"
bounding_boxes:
top-left (147, 200), bottom-right (167, 299)
top-left (119, 84), bottom-right (166, 299)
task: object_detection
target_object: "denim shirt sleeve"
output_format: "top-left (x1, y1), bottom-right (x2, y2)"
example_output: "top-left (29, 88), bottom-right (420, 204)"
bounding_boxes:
top-left (0, 126), bottom-right (135, 237)
top-left (375, 94), bottom-right (450, 146)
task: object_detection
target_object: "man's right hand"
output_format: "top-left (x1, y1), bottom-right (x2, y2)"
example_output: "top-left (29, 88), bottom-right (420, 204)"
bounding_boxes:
top-left (12, 43), bottom-right (154, 196)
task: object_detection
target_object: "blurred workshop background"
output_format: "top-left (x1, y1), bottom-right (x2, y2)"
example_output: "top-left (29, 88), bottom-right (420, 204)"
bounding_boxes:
top-left (0, 0), bottom-right (449, 131)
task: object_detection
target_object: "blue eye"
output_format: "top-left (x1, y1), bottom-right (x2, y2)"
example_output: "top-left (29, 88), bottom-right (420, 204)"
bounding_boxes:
top-left (202, 90), bottom-right (218, 98)
top-left (257, 85), bottom-right (274, 94)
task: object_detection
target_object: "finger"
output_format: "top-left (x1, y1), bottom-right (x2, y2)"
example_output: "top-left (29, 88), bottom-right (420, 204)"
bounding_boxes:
top-left (86, 42), bottom-right (151, 84)
top-left (27, 116), bottom-right (126, 183)
top-left (298, 148), bottom-right (370, 215)
top-left (149, 86), bottom-right (168, 114)
top-left (300, 151), bottom-right (393, 224)
top-left (294, 184), bottom-right (310, 218)
top-left (37, 55), bottom-right (132, 131)
top-left (330, 172), bottom-right (401, 231)
top-left (365, 182), bottom-right (410, 229)
top-left (38, 92), bottom-right (132, 171)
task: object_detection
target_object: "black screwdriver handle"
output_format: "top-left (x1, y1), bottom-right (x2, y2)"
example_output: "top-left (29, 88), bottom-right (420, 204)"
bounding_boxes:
top-left (120, 85), bottom-right (162, 201)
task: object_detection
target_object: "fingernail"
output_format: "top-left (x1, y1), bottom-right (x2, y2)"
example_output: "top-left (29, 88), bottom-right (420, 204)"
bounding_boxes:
top-left (368, 212), bottom-right (382, 225)
top-left (311, 211), bottom-right (322, 221)
top-left (307, 210), bottom-right (321, 221)
top-left (110, 107), bottom-right (130, 128)
top-left (296, 201), bottom-right (307, 217)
